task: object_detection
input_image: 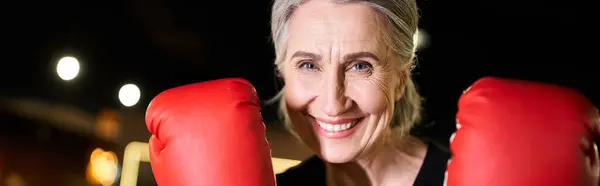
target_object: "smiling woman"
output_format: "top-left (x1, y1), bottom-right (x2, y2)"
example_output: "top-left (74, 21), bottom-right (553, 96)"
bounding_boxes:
top-left (270, 0), bottom-right (450, 186)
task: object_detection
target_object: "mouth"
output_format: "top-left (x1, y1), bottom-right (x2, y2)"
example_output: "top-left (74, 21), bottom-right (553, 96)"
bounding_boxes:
top-left (311, 117), bottom-right (364, 139)
top-left (316, 119), bottom-right (359, 132)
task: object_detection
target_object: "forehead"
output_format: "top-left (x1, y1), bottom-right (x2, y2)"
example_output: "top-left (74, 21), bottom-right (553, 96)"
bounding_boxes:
top-left (286, 1), bottom-right (386, 53)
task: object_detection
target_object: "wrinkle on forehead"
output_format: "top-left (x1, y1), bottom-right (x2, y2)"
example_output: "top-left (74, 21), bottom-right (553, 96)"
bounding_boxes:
top-left (286, 1), bottom-right (391, 59)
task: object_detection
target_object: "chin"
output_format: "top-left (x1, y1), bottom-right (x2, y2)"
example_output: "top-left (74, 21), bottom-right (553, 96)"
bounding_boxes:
top-left (319, 150), bottom-right (358, 163)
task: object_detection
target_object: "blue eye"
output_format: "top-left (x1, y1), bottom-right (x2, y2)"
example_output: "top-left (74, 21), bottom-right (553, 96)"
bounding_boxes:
top-left (351, 62), bottom-right (372, 71)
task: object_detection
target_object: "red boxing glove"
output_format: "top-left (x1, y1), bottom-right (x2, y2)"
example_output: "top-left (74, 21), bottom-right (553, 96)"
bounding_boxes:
top-left (447, 77), bottom-right (598, 186)
top-left (146, 78), bottom-right (276, 186)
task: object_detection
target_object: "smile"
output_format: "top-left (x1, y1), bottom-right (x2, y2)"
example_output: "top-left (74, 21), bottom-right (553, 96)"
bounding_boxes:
top-left (312, 117), bottom-right (364, 139)
top-left (316, 120), bottom-right (358, 132)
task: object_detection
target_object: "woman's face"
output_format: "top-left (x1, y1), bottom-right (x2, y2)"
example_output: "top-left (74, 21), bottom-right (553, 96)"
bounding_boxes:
top-left (282, 1), bottom-right (404, 163)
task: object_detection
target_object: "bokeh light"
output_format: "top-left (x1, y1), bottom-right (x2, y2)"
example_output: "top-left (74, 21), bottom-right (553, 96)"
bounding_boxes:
top-left (56, 56), bottom-right (80, 81)
top-left (96, 109), bottom-right (120, 141)
top-left (118, 84), bottom-right (141, 107)
top-left (86, 148), bottom-right (119, 186)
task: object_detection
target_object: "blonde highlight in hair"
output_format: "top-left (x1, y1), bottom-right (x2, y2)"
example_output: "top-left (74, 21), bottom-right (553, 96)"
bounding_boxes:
top-left (269, 0), bottom-right (422, 138)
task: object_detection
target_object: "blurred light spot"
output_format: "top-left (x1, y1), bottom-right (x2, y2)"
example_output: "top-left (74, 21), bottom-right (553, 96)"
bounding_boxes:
top-left (4, 172), bottom-right (26, 186)
top-left (87, 148), bottom-right (119, 186)
top-left (118, 84), bottom-right (141, 107)
top-left (56, 56), bottom-right (80, 81)
top-left (96, 109), bottom-right (120, 141)
top-left (414, 28), bottom-right (430, 51)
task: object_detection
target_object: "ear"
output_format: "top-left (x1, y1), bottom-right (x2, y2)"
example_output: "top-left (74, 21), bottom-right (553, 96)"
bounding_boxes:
top-left (274, 66), bottom-right (286, 88)
top-left (394, 69), bottom-right (409, 102)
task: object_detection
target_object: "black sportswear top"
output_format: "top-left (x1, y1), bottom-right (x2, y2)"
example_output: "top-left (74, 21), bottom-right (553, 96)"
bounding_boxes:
top-left (275, 141), bottom-right (450, 186)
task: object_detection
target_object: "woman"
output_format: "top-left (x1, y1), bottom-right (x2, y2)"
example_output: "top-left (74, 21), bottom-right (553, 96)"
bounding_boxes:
top-left (269, 0), bottom-right (450, 185)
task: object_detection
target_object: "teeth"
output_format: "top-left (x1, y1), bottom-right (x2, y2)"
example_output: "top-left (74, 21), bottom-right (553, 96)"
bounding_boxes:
top-left (317, 120), bottom-right (357, 132)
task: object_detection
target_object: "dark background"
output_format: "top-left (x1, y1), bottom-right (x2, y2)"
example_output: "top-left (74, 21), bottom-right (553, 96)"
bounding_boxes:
top-left (0, 0), bottom-right (596, 185)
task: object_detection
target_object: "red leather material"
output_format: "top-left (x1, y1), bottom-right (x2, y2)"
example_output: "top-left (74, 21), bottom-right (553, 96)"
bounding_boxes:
top-left (447, 77), bottom-right (596, 186)
top-left (145, 78), bottom-right (276, 186)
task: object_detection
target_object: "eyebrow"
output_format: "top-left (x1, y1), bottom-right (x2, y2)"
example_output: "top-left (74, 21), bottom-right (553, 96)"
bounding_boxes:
top-left (343, 51), bottom-right (380, 62)
top-left (290, 51), bottom-right (380, 62)
top-left (291, 51), bottom-right (322, 61)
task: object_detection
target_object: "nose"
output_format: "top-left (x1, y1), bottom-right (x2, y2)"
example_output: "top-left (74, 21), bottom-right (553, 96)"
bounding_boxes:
top-left (320, 69), bottom-right (350, 117)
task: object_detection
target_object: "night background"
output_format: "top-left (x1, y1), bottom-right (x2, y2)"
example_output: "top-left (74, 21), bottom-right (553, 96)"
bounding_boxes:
top-left (0, 0), bottom-right (596, 185)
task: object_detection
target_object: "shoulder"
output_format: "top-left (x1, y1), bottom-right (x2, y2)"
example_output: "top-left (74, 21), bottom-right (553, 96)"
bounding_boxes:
top-left (423, 137), bottom-right (451, 159)
top-left (413, 137), bottom-right (451, 186)
top-left (410, 120), bottom-right (452, 160)
top-left (276, 156), bottom-right (326, 186)
top-left (423, 139), bottom-right (451, 170)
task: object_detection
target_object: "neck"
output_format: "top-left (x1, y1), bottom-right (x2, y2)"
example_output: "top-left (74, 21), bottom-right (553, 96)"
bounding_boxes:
top-left (325, 136), bottom-right (427, 186)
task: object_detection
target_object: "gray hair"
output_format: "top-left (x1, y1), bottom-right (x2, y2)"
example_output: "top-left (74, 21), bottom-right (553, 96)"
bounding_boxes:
top-left (270, 0), bottom-right (422, 138)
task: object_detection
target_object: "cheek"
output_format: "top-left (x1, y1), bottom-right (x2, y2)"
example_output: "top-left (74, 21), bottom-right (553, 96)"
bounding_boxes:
top-left (347, 76), bottom-right (395, 114)
top-left (283, 71), bottom-right (320, 111)
top-left (348, 83), bottom-right (389, 115)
